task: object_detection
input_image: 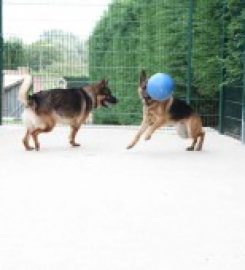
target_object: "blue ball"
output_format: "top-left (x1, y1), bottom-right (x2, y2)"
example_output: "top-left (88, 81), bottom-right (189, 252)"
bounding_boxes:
top-left (146, 73), bottom-right (175, 101)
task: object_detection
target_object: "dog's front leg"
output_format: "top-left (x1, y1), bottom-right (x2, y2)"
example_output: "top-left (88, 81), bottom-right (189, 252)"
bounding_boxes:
top-left (127, 118), bottom-right (149, 149)
top-left (69, 126), bottom-right (80, 147)
top-left (144, 119), bottom-right (165, 141)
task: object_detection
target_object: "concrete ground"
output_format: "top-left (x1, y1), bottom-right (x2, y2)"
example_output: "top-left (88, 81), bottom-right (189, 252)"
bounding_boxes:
top-left (0, 125), bottom-right (245, 270)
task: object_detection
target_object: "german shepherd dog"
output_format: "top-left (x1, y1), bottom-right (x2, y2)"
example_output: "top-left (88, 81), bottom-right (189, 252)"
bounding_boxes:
top-left (127, 70), bottom-right (205, 151)
top-left (19, 75), bottom-right (118, 151)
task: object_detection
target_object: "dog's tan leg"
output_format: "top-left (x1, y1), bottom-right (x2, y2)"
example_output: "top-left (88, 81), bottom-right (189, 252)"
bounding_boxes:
top-left (144, 119), bottom-right (165, 141)
top-left (23, 129), bottom-right (34, 151)
top-left (187, 115), bottom-right (204, 151)
top-left (127, 119), bottom-right (149, 149)
top-left (196, 131), bottom-right (205, 151)
top-left (186, 138), bottom-right (197, 151)
top-left (31, 125), bottom-right (54, 151)
top-left (31, 129), bottom-right (41, 151)
top-left (69, 126), bottom-right (80, 147)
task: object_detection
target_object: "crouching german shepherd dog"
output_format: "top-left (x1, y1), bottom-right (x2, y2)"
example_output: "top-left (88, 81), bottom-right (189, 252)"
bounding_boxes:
top-left (127, 70), bottom-right (205, 151)
top-left (19, 75), bottom-right (118, 151)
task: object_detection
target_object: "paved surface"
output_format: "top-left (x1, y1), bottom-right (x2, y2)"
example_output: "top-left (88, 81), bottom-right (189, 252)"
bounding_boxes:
top-left (0, 125), bottom-right (245, 270)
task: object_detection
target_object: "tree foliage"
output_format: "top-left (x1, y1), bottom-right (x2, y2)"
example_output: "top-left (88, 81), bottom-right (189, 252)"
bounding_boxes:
top-left (224, 0), bottom-right (245, 85)
top-left (25, 39), bottom-right (61, 72)
top-left (3, 38), bottom-right (26, 70)
top-left (89, 0), bottom-right (244, 125)
top-left (4, 29), bottom-right (86, 76)
top-left (3, 1), bottom-right (244, 125)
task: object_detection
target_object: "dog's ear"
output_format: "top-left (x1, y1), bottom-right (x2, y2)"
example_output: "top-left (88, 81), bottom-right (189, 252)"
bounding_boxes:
top-left (139, 70), bottom-right (147, 90)
top-left (99, 79), bottom-right (106, 88)
top-left (140, 70), bottom-right (147, 85)
top-left (98, 79), bottom-right (108, 88)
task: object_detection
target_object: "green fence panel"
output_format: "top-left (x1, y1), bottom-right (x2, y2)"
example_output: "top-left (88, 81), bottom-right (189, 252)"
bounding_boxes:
top-left (0, 0), bottom-right (243, 140)
top-left (223, 85), bottom-right (242, 139)
top-left (0, 0), bottom-right (3, 125)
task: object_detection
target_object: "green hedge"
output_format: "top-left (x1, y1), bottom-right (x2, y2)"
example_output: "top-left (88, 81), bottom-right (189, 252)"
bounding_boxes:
top-left (89, 0), bottom-right (244, 125)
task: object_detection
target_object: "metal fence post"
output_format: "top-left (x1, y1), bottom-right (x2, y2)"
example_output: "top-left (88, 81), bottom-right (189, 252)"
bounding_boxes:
top-left (242, 49), bottom-right (245, 143)
top-left (219, 87), bottom-right (225, 134)
top-left (0, 0), bottom-right (3, 125)
top-left (241, 3), bottom-right (245, 143)
top-left (186, 0), bottom-right (193, 105)
top-left (219, 0), bottom-right (226, 134)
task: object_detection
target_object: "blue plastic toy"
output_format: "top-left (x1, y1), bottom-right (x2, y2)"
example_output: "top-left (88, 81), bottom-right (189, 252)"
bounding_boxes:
top-left (146, 73), bottom-right (175, 101)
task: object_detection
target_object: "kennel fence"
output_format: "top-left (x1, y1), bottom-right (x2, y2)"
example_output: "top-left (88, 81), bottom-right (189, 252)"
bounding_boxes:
top-left (0, 0), bottom-right (244, 142)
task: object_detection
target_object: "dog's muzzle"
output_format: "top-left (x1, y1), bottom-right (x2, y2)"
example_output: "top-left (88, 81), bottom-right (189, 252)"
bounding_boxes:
top-left (102, 96), bottom-right (118, 107)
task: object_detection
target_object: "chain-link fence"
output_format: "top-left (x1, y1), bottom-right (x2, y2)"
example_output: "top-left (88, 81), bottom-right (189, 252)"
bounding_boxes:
top-left (0, 0), bottom-right (244, 141)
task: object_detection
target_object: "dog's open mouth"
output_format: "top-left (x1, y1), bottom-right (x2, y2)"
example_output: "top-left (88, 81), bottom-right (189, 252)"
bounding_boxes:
top-left (102, 97), bottom-right (118, 108)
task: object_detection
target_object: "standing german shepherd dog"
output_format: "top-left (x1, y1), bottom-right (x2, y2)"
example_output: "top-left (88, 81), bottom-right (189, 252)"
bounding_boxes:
top-left (19, 75), bottom-right (118, 151)
top-left (127, 70), bottom-right (205, 151)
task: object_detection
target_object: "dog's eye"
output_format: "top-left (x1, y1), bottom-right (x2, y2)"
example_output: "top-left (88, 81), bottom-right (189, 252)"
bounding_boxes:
top-left (103, 87), bottom-right (111, 95)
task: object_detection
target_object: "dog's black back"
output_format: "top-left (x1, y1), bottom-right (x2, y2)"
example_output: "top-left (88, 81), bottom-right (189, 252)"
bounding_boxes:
top-left (169, 98), bottom-right (194, 121)
top-left (28, 88), bottom-right (92, 117)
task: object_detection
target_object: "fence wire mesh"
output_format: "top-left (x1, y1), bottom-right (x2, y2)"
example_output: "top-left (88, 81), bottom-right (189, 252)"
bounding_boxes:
top-left (1, 0), bottom-right (245, 140)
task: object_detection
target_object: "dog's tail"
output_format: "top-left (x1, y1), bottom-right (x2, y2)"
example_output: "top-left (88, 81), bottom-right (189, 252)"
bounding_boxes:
top-left (19, 74), bottom-right (33, 106)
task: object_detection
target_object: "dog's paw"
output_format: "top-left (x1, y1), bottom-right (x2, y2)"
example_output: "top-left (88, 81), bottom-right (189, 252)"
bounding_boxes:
top-left (70, 142), bottom-right (81, 147)
top-left (25, 146), bottom-right (35, 151)
top-left (186, 146), bottom-right (194, 151)
top-left (72, 143), bottom-right (81, 147)
top-left (126, 144), bottom-right (134, 150)
top-left (34, 143), bottom-right (40, 151)
top-left (144, 134), bottom-right (151, 141)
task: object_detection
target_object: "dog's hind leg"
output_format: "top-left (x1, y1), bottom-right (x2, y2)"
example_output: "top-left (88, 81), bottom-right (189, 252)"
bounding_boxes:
top-left (31, 125), bottom-right (54, 151)
top-left (195, 131), bottom-right (205, 151)
top-left (23, 129), bottom-right (34, 151)
top-left (187, 115), bottom-right (204, 151)
top-left (186, 138), bottom-right (197, 151)
top-left (69, 126), bottom-right (81, 147)
top-left (127, 119), bottom-right (149, 149)
top-left (31, 129), bottom-right (41, 151)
